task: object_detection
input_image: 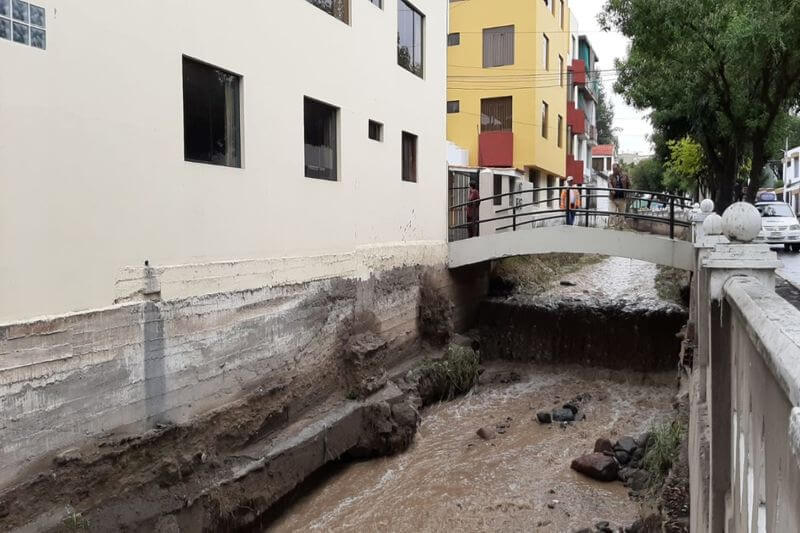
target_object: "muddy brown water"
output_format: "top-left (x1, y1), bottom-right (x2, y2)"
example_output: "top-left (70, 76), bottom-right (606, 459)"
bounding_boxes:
top-left (266, 364), bottom-right (676, 532)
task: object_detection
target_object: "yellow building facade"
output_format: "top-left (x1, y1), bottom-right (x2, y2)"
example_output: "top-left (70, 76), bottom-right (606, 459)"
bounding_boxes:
top-left (447, 0), bottom-right (570, 180)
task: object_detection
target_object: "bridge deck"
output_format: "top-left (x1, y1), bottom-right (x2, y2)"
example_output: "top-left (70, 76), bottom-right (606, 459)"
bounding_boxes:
top-left (448, 225), bottom-right (695, 270)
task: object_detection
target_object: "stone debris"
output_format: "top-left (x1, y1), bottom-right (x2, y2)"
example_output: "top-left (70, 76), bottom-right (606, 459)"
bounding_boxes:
top-left (476, 426), bottom-right (497, 440)
top-left (570, 453), bottom-right (620, 482)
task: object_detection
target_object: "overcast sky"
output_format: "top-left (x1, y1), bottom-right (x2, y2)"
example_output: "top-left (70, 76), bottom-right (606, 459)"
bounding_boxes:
top-left (570, 0), bottom-right (652, 154)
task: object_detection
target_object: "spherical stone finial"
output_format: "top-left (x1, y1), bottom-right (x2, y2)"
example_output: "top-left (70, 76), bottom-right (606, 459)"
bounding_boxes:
top-left (722, 202), bottom-right (762, 242)
top-left (703, 213), bottom-right (724, 236)
top-left (700, 199), bottom-right (714, 213)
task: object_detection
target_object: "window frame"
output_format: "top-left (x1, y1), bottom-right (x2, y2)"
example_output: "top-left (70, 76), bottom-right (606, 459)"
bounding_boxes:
top-left (397, 0), bottom-right (425, 78)
top-left (559, 55), bottom-right (564, 86)
top-left (447, 32), bottom-right (460, 46)
top-left (447, 100), bottom-right (460, 114)
top-left (482, 25), bottom-right (515, 68)
top-left (541, 101), bottom-right (549, 139)
top-left (305, 0), bottom-right (350, 24)
top-left (480, 96), bottom-right (513, 133)
top-left (542, 34), bottom-right (549, 70)
top-left (368, 119), bottom-right (384, 142)
top-left (182, 55), bottom-right (243, 169)
top-left (557, 115), bottom-right (563, 148)
top-left (304, 96), bottom-right (340, 181)
top-left (369, 0), bottom-right (383, 9)
top-left (401, 131), bottom-right (418, 183)
top-left (560, 0), bottom-right (565, 29)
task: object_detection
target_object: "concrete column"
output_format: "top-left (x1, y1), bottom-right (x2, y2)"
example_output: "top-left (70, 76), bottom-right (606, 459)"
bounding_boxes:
top-left (478, 169), bottom-right (496, 235)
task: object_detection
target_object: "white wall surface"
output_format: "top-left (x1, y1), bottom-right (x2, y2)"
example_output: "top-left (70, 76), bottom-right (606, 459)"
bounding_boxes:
top-left (0, 0), bottom-right (447, 323)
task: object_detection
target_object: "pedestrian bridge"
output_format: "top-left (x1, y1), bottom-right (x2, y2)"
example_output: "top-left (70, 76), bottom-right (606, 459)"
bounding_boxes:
top-left (448, 225), bottom-right (695, 270)
top-left (448, 185), bottom-right (695, 270)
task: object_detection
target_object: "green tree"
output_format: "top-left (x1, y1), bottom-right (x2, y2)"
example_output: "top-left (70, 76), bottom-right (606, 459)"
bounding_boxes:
top-left (596, 83), bottom-right (618, 147)
top-left (629, 158), bottom-right (665, 192)
top-left (663, 137), bottom-right (713, 198)
top-left (601, 0), bottom-right (800, 212)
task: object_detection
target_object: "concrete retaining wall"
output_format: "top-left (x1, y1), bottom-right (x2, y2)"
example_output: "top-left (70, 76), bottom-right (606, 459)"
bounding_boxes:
top-left (0, 243), bottom-right (488, 490)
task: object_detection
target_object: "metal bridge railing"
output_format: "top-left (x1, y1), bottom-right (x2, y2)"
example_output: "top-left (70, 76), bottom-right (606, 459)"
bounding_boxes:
top-left (449, 186), bottom-right (694, 242)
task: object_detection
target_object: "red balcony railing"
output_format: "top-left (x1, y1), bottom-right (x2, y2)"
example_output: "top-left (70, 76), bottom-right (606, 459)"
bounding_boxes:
top-left (567, 105), bottom-right (586, 135)
top-left (566, 155), bottom-right (584, 184)
top-left (479, 131), bottom-right (513, 167)
top-left (571, 59), bottom-right (587, 85)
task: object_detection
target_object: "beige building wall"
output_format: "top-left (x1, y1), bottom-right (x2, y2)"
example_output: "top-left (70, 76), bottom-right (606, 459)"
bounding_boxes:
top-left (0, 0), bottom-right (447, 323)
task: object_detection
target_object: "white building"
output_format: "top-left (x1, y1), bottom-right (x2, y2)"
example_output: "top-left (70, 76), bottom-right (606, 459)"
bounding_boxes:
top-left (0, 0), bottom-right (447, 323)
top-left (592, 144), bottom-right (617, 176)
top-left (783, 145), bottom-right (800, 213)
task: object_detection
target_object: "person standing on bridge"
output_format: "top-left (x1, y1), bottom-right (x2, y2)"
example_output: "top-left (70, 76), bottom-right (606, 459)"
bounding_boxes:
top-left (467, 180), bottom-right (480, 238)
top-left (609, 164), bottom-right (630, 229)
top-left (560, 176), bottom-right (581, 225)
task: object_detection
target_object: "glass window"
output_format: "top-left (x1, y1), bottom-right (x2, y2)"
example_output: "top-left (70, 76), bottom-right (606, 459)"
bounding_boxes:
top-left (558, 115), bottom-right (563, 148)
top-left (402, 132), bottom-right (418, 182)
top-left (29, 24), bottom-right (42, 47)
top-left (304, 97), bottom-right (339, 180)
top-left (560, 0), bottom-right (565, 28)
top-left (480, 96), bottom-right (512, 132)
top-left (368, 120), bottom-right (383, 142)
top-left (542, 34), bottom-right (549, 70)
top-left (447, 100), bottom-right (460, 113)
top-left (541, 102), bottom-right (549, 138)
top-left (370, 0), bottom-right (383, 8)
top-left (306, 0), bottom-right (349, 24)
top-left (483, 25), bottom-right (514, 68)
top-left (398, 0), bottom-right (424, 77)
top-left (28, 2), bottom-right (42, 26)
top-left (182, 57), bottom-right (242, 168)
top-left (447, 32), bottom-right (460, 46)
top-left (0, 0), bottom-right (9, 17)
top-left (559, 55), bottom-right (564, 86)
top-left (493, 174), bottom-right (502, 206)
top-left (12, 20), bottom-right (26, 43)
top-left (12, 0), bottom-right (26, 22)
top-left (0, 18), bottom-right (9, 39)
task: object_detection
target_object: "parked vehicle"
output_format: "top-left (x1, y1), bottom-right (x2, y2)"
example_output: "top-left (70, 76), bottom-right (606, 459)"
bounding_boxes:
top-left (756, 190), bottom-right (778, 203)
top-left (754, 201), bottom-right (800, 251)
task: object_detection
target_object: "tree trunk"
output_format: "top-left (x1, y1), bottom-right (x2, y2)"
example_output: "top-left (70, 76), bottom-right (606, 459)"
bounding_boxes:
top-left (714, 155), bottom-right (738, 214)
top-left (747, 138), bottom-right (767, 203)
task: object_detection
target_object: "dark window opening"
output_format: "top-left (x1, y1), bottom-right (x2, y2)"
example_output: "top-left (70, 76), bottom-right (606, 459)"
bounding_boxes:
top-left (557, 115), bottom-right (563, 148)
top-left (370, 0), bottom-right (383, 8)
top-left (182, 56), bottom-right (241, 168)
top-left (402, 131), bottom-right (417, 182)
top-left (481, 96), bottom-right (512, 132)
top-left (398, 0), bottom-right (424, 77)
top-left (447, 32), bottom-right (460, 46)
top-left (368, 120), bottom-right (383, 142)
top-left (306, 0), bottom-right (350, 23)
top-left (541, 101), bottom-right (549, 138)
top-left (447, 100), bottom-right (460, 113)
top-left (493, 174), bottom-right (502, 205)
top-left (304, 97), bottom-right (339, 180)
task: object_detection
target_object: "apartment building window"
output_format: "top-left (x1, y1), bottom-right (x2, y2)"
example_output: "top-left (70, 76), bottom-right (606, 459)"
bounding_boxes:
top-left (2, 0), bottom-right (46, 49)
top-left (182, 57), bottom-right (241, 168)
top-left (480, 96), bottom-right (512, 132)
top-left (447, 32), bottom-right (460, 46)
top-left (592, 158), bottom-right (604, 172)
top-left (447, 100), bottom-right (460, 113)
top-left (557, 115), bottom-right (563, 148)
top-left (551, 0), bottom-right (556, 15)
top-left (541, 101), bottom-right (549, 138)
top-left (542, 34), bottom-right (549, 70)
top-left (560, 0), bottom-right (565, 28)
top-left (304, 97), bottom-right (339, 180)
top-left (398, 0), bottom-right (424, 77)
top-left (483, 25), bottom-right (514, 68)
top-left (306, 0), bottom-right (350, 24)
top-left (493, 174), bottom-right (502, 206)
top-left (559, 55), bottom-right (564, 86)
top-left (543, 0), bottom-right (551, 10)
top-left (368, 120), bottom-right (383, 142)
top-left (369, 0), bottom-right (383, 8)
top-left (402, 132), bottom-right (418, 182)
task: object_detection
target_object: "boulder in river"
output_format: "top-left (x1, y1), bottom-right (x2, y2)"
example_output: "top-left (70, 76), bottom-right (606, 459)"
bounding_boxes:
top-left (614, 449), bottom-right (631, 465)
top-left (552, 408), bottom-right (575, 422)
top-left (593, 438), bottom-right (614, 455)
top-left (615, 436), bottom-right (638, 455)
top-left (476, 426), bottom-right (496, 440)
top-left (570, 453), bottom-right (619, 482)
top-left (536, 411), bottom-right (552, 424)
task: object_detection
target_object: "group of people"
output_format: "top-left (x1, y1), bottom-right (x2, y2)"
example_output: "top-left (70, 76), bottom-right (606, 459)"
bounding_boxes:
top-left (464, 163), bottom-right (631, 237)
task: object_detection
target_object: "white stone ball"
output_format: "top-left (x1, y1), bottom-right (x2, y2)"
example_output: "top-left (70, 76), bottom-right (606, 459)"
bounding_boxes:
top-left (722, 202), bottom-right (762, 242)
top-left (700, 199), bottom-right (714, 213)
top-left (703, 213), bottom-right (723, 235)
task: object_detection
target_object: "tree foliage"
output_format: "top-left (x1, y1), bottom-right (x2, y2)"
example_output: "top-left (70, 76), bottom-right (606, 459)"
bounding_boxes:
top-left (595, 83), bottom-right (618, 147)
top-left (663, 137), bottom-right (712, 197)
top-left (629, 158), bottom-right (664, 192)
top-left (601, 0), bottom-right (800, 212)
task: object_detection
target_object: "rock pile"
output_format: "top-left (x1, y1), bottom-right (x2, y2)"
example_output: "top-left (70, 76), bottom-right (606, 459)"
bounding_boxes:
top-left (535, 393), bottom-right (591, 424)
top-left (570, 433), bottom-right (653, 490)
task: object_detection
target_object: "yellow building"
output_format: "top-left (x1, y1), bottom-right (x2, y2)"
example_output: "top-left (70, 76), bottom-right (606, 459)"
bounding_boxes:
top-left (447, 0), bottom-right (570, 187)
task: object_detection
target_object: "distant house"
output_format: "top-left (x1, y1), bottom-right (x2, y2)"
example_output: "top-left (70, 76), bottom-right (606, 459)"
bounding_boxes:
top-left (783, 146), bottom-right (800, 212)
top-left (618, 152), bottom-right (654, 166)
top-left (592, 144), bottom-right (617, 176)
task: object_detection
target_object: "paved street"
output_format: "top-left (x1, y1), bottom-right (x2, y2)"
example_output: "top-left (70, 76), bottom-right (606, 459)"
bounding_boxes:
top-left (774, 249), bottom-right (800, 309)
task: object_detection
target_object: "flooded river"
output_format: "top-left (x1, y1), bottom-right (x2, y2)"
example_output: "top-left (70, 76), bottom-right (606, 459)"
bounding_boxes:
top-left (266, 257), bottom-right (681, 532)
top-left (267, 364), bottom-right (675, 532)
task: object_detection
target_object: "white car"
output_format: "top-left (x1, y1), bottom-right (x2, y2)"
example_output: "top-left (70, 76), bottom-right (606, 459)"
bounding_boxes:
top-left (754, 201), bottom-right (800, 252)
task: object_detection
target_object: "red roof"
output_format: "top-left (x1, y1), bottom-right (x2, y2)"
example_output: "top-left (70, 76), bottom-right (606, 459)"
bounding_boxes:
top-left (592, 144), bottom-right (615, 157)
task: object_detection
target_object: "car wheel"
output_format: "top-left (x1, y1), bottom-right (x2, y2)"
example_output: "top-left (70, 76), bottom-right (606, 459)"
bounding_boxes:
top-left (786, 244), bottom-right (792, 251)
top-left (792, 244), bottom-right (800, 253)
